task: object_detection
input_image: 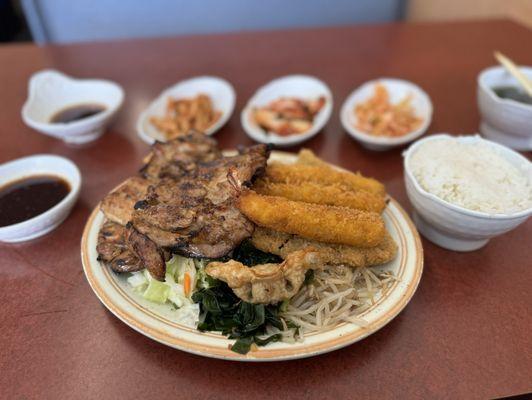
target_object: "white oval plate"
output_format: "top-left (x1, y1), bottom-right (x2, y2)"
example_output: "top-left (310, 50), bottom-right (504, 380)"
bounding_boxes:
top-left (241, 75), bottom-right (333, 147)
top-left (137, 76), bottom-right (236, 144)
top-left (81, 152), bottom-right (423, 361)
top-left (341, 78), bottom-right (432, 151)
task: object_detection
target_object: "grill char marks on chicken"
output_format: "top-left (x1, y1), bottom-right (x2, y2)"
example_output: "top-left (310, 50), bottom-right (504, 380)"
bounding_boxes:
top-left (133, 144), bottom-right (270, 258)
top-left (97, 132), bottom-right (270, 278)
top-left (100, 176), bottom-right (152, 225)
top-left (96, 221), bottom-right (166, 280)
top-left (140, 131), bottom-right (222, 180)
top-left (125, 223), bottom-right (166, 280)
top-left (97, 221), bottom-right (142, 273)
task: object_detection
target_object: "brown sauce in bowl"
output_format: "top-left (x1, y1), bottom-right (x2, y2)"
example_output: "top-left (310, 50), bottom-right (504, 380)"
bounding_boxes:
top-left (0, 175), bottom-right (70, 227)
top-left (50, 103), bottom-right (106, 123)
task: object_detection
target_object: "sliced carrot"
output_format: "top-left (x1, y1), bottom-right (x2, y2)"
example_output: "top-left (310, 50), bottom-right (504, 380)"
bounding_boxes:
top-left (184, 272), bottom-right (191, 296)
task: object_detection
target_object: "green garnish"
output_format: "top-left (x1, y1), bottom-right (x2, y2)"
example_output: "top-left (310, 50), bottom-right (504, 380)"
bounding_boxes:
top-left (232, 239), bottom-right (282, 267)
top-left (192, 280), bottom-right (287, 355)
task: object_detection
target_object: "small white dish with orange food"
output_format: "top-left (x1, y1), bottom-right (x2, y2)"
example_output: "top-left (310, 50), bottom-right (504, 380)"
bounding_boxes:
top-left (241, 75), bottom-right (333, 147)
top-left (341, 78), bottom-right (432, 151)
top-left (136, 76), bottom-right (236, 144)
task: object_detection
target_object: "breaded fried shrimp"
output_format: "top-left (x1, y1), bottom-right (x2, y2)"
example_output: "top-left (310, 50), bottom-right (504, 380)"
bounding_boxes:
top-left (264, 163), bottom-right (385, 197)
top-left (253, 180), bottom-right (386, 213)
top-left (237, 191), bottom-right (385, 247)
top-left (296, 149), bottom-right (331, 168)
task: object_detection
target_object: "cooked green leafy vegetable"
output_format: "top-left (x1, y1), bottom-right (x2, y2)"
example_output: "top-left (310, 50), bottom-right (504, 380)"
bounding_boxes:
top-left (232, 239), bottom-right (282, 267)
top-left (191, 241), bottom-right (301, 354)
top-left (192, 280), bottom-right (285, 354)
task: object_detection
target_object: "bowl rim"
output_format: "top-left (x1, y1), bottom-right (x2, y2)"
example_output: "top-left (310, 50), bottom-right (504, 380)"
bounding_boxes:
top-left (477, 65), bottom-right (532, 112)
top-left (240, 74), bottom-right (333, 146)
top-left (136, 75), bottom-right (236, 144)
top-left (21, 69), bottom-right (124, 132)
top-left (341, 78), bottom-right (433, 147)
top-left (403, 133), bottom-right (532, 220)
top-left (0, 154), bottom-right (82, 234)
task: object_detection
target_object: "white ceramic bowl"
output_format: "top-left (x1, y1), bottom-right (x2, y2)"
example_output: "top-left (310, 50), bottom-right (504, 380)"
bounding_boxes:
top-left (477, 66), bottom-right (532, 151)
top-left (403, 134), bottom-right (532, 251)
top-left (341, 78), bottom-right (432, 151)
top-left (0, 155), bottom-right (81, 243)
top-left (137, 76), bottom-right (236, 144)
top-left (241, 75), bottom-right (333, 147)
top-left (22, 70), bottom-right (124, 144)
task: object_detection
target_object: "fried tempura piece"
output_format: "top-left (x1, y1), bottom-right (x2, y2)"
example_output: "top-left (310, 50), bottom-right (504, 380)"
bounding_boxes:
top-left (237, 191), bottom-right (385, 247)
top-left (264, 163), bottom-right (385, 197)
top-left (251, 227), bottom-right (397, 268)
top-left (206, 249), bottom-right (321, 304)
top-left (253, 180), bottom-right (386, 213)
top-left (296, 149), bottom-right (331, 168)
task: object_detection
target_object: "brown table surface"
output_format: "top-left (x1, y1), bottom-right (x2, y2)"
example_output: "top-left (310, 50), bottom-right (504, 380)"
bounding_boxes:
top-left (1, 19), bottom-right (531, 400)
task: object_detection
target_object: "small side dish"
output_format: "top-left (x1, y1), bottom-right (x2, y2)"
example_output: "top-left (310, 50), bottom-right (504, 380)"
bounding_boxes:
top-left (0, 154), bottom-right (81, 243)
top-left (241, 75), bottom-right (333, 147)
top-left (354, 83), bottom-right (422, 137)
top-left (341, 78), bottom-right (432, 151)
top-left (404, 134), bottom-right (532, 251)
top-left (149, 94), bottom-right (222, 140)
top-left (477, 66), bottom-right (532, 151)
top-left (94, 133), bottom-right (400, 355)
top-left (252, 96), bottom-right (325, 136)
top-left (136, 76), bottom-right (235, 144)
top-left (22, 70), bottom-right (124, 144)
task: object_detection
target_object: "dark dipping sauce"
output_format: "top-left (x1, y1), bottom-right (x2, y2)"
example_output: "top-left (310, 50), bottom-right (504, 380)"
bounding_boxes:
top-left (50, 103), bottom-right (106, 123)
top-left (0, 175), bottom-right (70, 227)
top-left (492, 86), bottom-right (532, 105)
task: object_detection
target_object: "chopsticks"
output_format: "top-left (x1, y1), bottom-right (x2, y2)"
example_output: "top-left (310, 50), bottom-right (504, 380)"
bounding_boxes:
top-left (494, 51), bottom-right (532, 96)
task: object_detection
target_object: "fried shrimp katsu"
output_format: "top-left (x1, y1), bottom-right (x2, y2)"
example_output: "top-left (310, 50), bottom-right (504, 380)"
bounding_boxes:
top-left (253, 180), bottom-right (386, 213)
top-left (264, 163), bottom-right (385, 197)
top-left (251, 227), bottom-right (397, 268)
top-left (296, 148), bottom-right (331, 168)
top-left (205, 249), bottom-right (322, 304)
top-left (237, 191), bottom-right (386, 247)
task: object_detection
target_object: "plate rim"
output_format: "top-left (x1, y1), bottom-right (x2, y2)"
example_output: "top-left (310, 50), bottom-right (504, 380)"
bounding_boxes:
top-left (81, 151), bottom-right (424, 361)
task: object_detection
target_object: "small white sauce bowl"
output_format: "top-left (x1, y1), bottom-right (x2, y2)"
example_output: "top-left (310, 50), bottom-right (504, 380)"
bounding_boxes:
top-left (241, 75), bottom-right (333, 147)
top-left (22, 70), bottom-right (124, 144)
top-left (341, 78), bottom-right (432, 151)
top-left (403, 134), bottom-right (532, 252)
top-left (0, 155), bottom-right (81, 243)
top-left (137, 76), bottom-right (236, 144)
top-left (477, 66), bottom-right (532, 151)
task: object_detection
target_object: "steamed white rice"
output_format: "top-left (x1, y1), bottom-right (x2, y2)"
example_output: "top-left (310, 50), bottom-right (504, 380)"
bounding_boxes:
top-left (409, 138), bottom-right (532, 214)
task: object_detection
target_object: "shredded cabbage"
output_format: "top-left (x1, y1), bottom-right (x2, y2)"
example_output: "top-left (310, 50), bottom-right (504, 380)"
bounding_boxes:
top-left (142, 279), bottom-right (170, 303)
top-left (128, 255), bottom-right (202, 325)
top-left (127, 271), bottom-right (148, 292)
